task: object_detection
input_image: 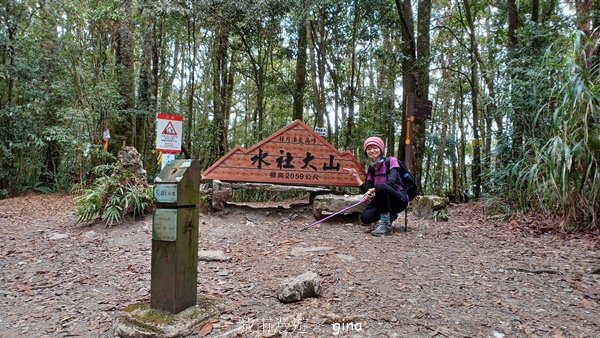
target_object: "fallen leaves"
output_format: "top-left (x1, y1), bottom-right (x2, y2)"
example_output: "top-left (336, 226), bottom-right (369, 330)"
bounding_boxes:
top-left (198, 323), bottom-right (213, 337)
top-left (0, 194), bottom-right (599, 337)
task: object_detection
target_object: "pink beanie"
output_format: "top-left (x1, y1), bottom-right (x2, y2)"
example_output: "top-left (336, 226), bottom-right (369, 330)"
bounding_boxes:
top-left (363, 136), bottom-right (385, 155)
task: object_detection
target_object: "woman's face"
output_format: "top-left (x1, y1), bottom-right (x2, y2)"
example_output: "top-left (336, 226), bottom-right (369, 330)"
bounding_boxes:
top-left (365, 145), bottom-right (381, 161)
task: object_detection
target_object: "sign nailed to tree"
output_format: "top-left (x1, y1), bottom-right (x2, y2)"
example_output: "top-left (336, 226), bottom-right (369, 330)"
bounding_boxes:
top-left (156, 114), bottom-right (183, 154)
top-left (202, 120), bottom-right (366, 187)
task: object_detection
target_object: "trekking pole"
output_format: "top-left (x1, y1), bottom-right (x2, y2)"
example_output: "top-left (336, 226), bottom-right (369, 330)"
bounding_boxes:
top-left (301, 196), bottom-right (369, 232)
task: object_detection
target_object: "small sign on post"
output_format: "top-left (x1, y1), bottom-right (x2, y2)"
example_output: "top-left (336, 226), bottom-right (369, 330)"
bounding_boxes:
top-left (152, 209), bottom-right (178, 241)
top-left (156, 114), bottom-right (183, 170)
top-left (160, 153), bottom-right (176, 170)
top-left (314, 127), bottom-right (327, 137)
top-left (415, 98), bottom-right (433, 120)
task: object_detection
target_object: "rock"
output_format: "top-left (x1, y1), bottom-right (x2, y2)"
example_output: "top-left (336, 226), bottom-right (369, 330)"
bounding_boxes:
top-left (290, 247), bottom-right (334, 257)
top-left (277, 271), bottom-right (322, 303)
top-left (118, 146), bottom-right (147, 182)
top-left (48, 233), bottom-right (68, 240)
top-left (412, 195), bottom-right (448, 218)
top-left (211, 181), bottom-right (232, 211)
top-left (198, 250), bottom-right (231, 262)
top-left (312, 194), bottom-right (367, 219)
top-left (336, 254), bottom-right (356, 263)
top-left (83, 231), bottom-right (97, 239)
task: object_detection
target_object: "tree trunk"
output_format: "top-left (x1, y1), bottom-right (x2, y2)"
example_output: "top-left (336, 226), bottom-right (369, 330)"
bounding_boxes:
top-left (458, 82), bottom-right (467, 191)
top-left (186, 15), bottom-right (196, 154)
top-left (325, 57), bottom-right (340, 146)
top-left (395, 0), bottom-right (431, 193)
top-left (223, 51), bottom-right (236, 149)
top-left (256, 70), bottom-right (265, 138)
top-left (451, 95), bottom-right (459, 201)
top-left (160, 30), bottom-right (180, 112)
top-left (508, 0), bottom-right (522, 159)
top-left (395, 0), bottom-right (416, 164)
top-left (464, 0), bottom-right (481, 197)
top-left (343, 0), bottom-right (360, 149)
top-left (2, 4), bottom-right (17, 108)
top-left (308, 20), bottom-right (320, 127)
top-left (137, 14), bottom-right (153, 154)
top-left (293, 19), bottom-right (307, 121)
top-left (151, 19), bottom-right (160, 111)
top-left (382, 28), bottom-right (396, 157)
top-left (317, 8), bottom-right (327, 128)
top-left (308, 14), bottom-right (326, 129)
top-left (212, 26), bottom-right (231, 156)
top-left (413, 0), bottom-right (432, 183)
top-left (433, 67), bottom-right (450, 196)
top-left (114, 0), bottom-right (135, 148)
top-left (531, 0), bottom-right (539, 22)
top-left (480, 7), bottom-right (501, 170)
top-left (593, 1), bottom-right (600, 70)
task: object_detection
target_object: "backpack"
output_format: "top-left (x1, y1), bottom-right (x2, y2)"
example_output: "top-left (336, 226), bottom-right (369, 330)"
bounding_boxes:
top-left (369, 157), bottom-right (418, 201)
top-left (397, 160), bottom-right (418, 201)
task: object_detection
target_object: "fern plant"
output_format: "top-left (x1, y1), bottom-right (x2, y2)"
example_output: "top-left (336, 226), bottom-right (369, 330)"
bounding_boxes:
top-left (432, 209), bottom-right (448, 222)
top-left (76, 164), bottom-right (153, 227)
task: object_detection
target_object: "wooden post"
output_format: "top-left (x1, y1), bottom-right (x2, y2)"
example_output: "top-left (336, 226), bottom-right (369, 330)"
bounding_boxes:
top-left (151, 160), bottom-right (200, 313)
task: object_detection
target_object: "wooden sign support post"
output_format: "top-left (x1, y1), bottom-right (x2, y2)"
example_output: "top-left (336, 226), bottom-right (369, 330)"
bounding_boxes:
top-left (404, 93), bottom-right (433, 172)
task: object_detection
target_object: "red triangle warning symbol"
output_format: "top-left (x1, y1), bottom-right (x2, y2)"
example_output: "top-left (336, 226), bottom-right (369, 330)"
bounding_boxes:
top-left (162, 121), bottom-right (177, 136)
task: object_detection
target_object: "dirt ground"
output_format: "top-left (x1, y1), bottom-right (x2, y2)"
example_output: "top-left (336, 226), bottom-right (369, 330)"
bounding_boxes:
top-left (0, 193), bottom-right (599, 338)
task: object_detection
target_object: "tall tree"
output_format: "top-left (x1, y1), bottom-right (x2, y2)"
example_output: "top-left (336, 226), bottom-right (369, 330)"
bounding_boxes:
top-left (395, 0), bottom-right (432, 189)
top-left (433, 60), bottom-right (450, 196)
top-left (343, 0), bottom-right (361, 149)
top-left (137, 5), bottom-right (156, 162)
top-left (292, 18), bottom-right (308, 121)
top-left (212, 25), bottom-right (234, 157)
top-left (308, 8), bottom-right (327, 129)
top-left (463, 0), bottom-right (481, 198)
top-left (114, 0), bottom-right (136, 148)
top-left (185, 12), bottom-right (197, 156)
top-left (507, 0), bottom-right (521, 159)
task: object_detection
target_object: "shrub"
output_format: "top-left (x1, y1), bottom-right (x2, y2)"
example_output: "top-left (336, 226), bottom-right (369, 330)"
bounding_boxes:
top-left (76, 164), bottom-right (154, 226)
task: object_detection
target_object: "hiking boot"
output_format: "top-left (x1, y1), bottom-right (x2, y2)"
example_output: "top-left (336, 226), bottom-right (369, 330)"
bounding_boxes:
top-left (371, 212), bottom-right (391, 236)
top-left (371, 222), bottom-right (392, 236)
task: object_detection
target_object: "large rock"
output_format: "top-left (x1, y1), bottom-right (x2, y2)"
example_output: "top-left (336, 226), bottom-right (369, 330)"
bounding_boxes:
top-left (312, 194), bottom-right (366, 219)
top-left (210, 181), bottom-right (232, 211)
top-left (118, 146), bottom-right (147, 182)
top-left (205, 180), bottom-right (330, 211)
top-left (276, 271), bottom-right (322, 303)
top-left (412, 195), bottom-right (448, 218)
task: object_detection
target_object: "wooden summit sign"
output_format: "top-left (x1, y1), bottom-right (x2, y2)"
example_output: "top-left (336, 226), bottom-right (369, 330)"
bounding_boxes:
top-left (202, 120), bottom-right (366, 187)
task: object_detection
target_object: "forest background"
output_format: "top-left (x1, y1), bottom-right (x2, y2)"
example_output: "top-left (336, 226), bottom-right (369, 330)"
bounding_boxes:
top-left (0, 0), bottom-right (598, 230)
